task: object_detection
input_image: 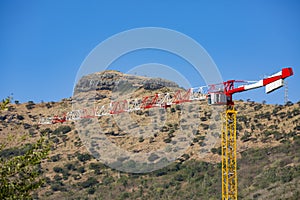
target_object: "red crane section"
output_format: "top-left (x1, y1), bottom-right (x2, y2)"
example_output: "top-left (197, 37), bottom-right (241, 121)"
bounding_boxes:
top-left (39, 67), bottom-right (294, 124)
top-left (208, 67), bottom-right (294, 106)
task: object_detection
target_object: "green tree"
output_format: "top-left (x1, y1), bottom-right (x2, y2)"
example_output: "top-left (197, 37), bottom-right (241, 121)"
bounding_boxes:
top-left (0, 96), bottom-right (12, 111)
top-left (0, 137), bottom-right (50, 199)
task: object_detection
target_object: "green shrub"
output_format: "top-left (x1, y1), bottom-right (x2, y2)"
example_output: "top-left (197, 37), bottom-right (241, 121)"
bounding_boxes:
top-left (16, 115), bottom-right (24, 120)
top-left (53, 125), bottom-right (71, 135)
top-left (0, 144), bottom-right (33, 159)
top-left (62, 171), bottom-right (70, 180)
top-left (200, 117), bottom-right (207, 121)
top-left (65, 163), bottom-right (76, 171)
top-left (53, 166), bottom-right (64, 173)
top-left (25, 101), bottom-right (35, 110)
top-left (173, 174), bottom-right (184, 182)
top-left (200, 123), bottom-right (209, 130)
top-left (40, 128), bottom-right (52, 136)
top-left (0, 137), bottom-right (50, 199)
top-left (51, 182), bottom-right (66, 192)
top-left (53, 174), bottom-right (62, 182)
top-left (160, 126), bottom-right (169, 132)
top-left (77, 153), bottom-right (92, 162)
top-left (139, 136), bottom-right (144, 142)
top-left (175, 105), bottom-right (181, 111)
top-left (103, 175), bottom-right (114, 185)
top-left (119, 192), bottom-right (130, 199)
top-left (80, 177), bottom-right (99, 188)
top-left (241, 131), bottom-right (251, 142)
top-left (77, 166), bottom-right (85, 174)
top-left (51, 137), bottom-right (59, 144)
top-left (23, 123), bottom-right (31, 129)
top-left (163, 138), bottom-right (172, 143)
top-left (211, 148), bottom-right (218, 154)
top-left (50, 154), bottom-right (61, 162)
top-left (87, 187), bottom-right (96, 194)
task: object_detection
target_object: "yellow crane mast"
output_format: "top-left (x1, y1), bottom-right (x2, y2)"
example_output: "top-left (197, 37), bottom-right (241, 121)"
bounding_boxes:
top-left (207, 67), bottom-right (294, 199)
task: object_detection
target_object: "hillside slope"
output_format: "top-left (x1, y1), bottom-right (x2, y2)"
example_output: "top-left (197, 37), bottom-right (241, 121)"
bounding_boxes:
top-left (0, 71), bottom-right (299, 199)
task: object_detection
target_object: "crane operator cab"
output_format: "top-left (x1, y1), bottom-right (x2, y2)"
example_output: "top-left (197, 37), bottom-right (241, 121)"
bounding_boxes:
top-left (207, 92), bottom-right (227, 105)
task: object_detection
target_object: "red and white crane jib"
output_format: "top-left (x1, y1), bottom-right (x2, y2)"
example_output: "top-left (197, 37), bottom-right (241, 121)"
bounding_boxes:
top-left (38, 86), bottom-right (208, 124)
top-left (264, 67), bottom-right (293, 93)
top-left (109, 86), bottom-right (207, 113)
top-left (212, 67), bottom-right (294, 106)
top-left (226, 67), bottom-right (293, 95)
top-left (38, 68), bottom-right (293, 124)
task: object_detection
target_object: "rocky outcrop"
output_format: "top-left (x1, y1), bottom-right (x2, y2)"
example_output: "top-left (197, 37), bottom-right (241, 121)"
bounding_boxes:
top-left (74, 71), bottom-right (179, 93)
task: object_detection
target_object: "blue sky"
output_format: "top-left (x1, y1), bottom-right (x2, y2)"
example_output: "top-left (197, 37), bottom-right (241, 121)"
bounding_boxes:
top-left (0, 0), bottom-right (299, 104)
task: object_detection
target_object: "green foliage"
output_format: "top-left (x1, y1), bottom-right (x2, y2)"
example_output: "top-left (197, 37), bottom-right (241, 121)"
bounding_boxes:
top-left (200, 116), bottom-right (207, 121)
top-left (89, 162), bottom-right (104, 170)
top-left (2, 99), bottom-right (299, 199)
top-left (65, 163), bottom-right (76, 171)
top-left (35, 137), bottom-right (300, 199)
top-left (80, 177), bottom-right (98, 188)
top-left (89, 163), bottom-right (102, 175)
top-left (163, 137), bottom-right (172, 143)
top-left (285, 101), bottom-right (293, 106)
top-left (51, 181), bottom-right (66, 192)
top-left (119, 192), bottom-right (130, 199)
top-left (0, 143), bottom-right (34, 159)
top-left (160, 125), bottom-right (169, 132)
top-left (77, 153), bottom-right (92, 163)
top-left (53, 125), bottom-right (71, 135)
top-left (211, 147), bottom-right (218, 154)
top-left (16, 115), bottom-right (24, 120)
top-left (200, 123), bottom-right (209, 130)
top-left (23, 123), bottom-right (31, 129)
top-left (45, 103), bottom-right (52, 109)
top-left (211, 147), bottom-right (222, 155)
top-left (241, 131), bottom-right (251, 142)
top-left (50, 154), bottom-right (61, 162)
top-left (254, 165), bottom-right (298, 188)
top-left (54, 174), bottom-right (63, 182)
top-left (236, 123), bottom-right (243, 131)
top-left (53, 166), bottom-right (64, 173)
top-left (40, 128), bottom-right (52, 136)
top-left (77, 166), bottom-right (85, 174)
top-left (87, 187), bottom-right (96, 194)
top-left (238, 138), bottom-right (300, 197)
top-left (254, 104), bottom-right (263, 111)
top-left (0, 96), bottom-right (12, 111)
top-left (0, 137), bottom-right (50, 199)
top-left (25, 101), bottom-right (35, 110)
top-left (102, 175), bottom-right (114, 185)
top-left (138, 136), bottom-right (144, 142)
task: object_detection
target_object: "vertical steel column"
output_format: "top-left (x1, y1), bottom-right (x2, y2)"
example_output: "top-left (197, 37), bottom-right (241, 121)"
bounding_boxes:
top-left (221, 108), bottom-right (237, 200)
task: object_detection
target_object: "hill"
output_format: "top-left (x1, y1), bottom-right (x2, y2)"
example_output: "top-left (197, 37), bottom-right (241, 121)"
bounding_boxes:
top-left (0, 70), bottom-right (299, 199)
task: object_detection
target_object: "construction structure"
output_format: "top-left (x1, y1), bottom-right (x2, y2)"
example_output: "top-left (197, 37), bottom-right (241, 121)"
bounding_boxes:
top-left (216, 67), bottom-right (293, 199)
top-left (285, 80), bottom-right (289, 105)
top-left (39, 67), bottom-right (294, 199)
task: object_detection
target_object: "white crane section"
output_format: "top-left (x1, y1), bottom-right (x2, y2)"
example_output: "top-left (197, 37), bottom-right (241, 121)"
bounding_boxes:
top-left (38, 67), bottom-right (293, 124)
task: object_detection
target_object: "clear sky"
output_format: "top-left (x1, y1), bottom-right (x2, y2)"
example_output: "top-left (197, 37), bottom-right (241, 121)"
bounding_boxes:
top-left (0, 0), bottom-right (299, 105)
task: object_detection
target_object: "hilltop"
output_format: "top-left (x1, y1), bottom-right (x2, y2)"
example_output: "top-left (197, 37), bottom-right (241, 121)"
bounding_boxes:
top-left (0, 71), bottom-right (299, 199)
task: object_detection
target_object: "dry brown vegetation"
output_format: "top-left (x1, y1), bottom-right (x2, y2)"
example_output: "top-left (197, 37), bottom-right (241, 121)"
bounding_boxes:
top-left (0, 71), bottom-right (299, 199)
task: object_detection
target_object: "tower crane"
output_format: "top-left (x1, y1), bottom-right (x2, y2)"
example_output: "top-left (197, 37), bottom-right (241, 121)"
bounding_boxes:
top-left (214, 67), bottom-right (293, 199)
top-left (39, 67), bottom-right (294, 199)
